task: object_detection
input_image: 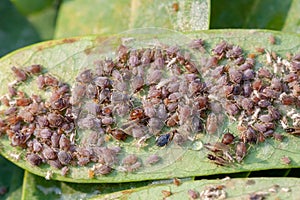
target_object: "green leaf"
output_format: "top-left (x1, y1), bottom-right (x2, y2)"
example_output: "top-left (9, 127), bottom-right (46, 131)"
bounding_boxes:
top-left (0, 155), bottom-right (23, 200)
top-left (210, 0), bottom-right (292, 30)
top-left (10, 0), bottom-right (55, 15)
top-left (93, 177), bottom-right (300, 199)
top-left (21, 171), bottom-right (150, 200)
top-left (0, 29), bottom-right (300, 183)
top-left (282, 0), bottom-right (300, 34)
top-left (0, 0), bottom-right (41, 57)
top-left (54, 0), bottom-right (210, 38)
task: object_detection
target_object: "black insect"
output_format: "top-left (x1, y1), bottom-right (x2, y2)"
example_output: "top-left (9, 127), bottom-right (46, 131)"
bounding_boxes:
top-left (155, 132), bottom-right (174, 147)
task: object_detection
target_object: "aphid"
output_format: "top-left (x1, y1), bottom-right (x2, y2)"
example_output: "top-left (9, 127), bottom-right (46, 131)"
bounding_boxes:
top-left (156, 131), bottom-right (174, 147)
top-left (48, 160), bottom-right (62, 169)
top-left (122, 154), bottom-right (138, 166)
top-left (189, 39), bottom-right (204, 51)
top-left (235, 142), bottom-right (247, 163)
top-left (42, 145), bottom-right (57, 160)
top-left (94, 164), bottom-right (112, 175)
top-left (141, 49), bottom-right (152, 65)
top-left (228, 68), bottom-right (243, 83)
top-left (26, 153), bottom-right (43, 166)
top-left (25, 64), bottom-right (42, 74)
top-left (11, 66), bottom-right (27, 82)
top-left (269, 35), bottom-right (276, 45)
top-left (161, 190), bottom-right (172, 198)
top-left (57, 151), bottom-right (72, 165)
top-left (147, 69), bottom-right (162, 84)
top-left (128, 50), bottom-right (140, 67)
top-left (47, 113), bottom-right (63, 127)
top-left (131, 75), bottom-right (144, 92)
top-left (117, 45), bottom-right (128, 62)
top-left (111, 129), bottom-right (128, 141)
top-left (222, 132), bottom-right (235, 145)
top-left (146, 154), bottom-right (160, 165)
top-left (61, 166), bottom-right (69, 176)
top-left (93, 76), bottom-right (110, 89)
top-left (188, 189), bottom-right (199, 199)
top-left (44, 75), bottom-right (59, 87)
top-left (172, 2), bottom-right (179, 12)
top-left (281, 156), bottom-right (291, 165)
top-left (173, 178), bottom-right (181, 186)
top-left (130, 108), bottom-right (145, 120)
top-left (59, 134), bottom-right (70, 151)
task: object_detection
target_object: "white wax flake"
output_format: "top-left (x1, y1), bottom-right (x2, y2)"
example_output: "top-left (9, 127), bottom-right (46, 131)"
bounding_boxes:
top-left (166, 57), bottom-right (177, 68)
top-left (45, 170), bottom-right (53, 180)
top-left (266, 51), bottom-right (273, 64)
top-left (9, 152), bottom-right (21, 160)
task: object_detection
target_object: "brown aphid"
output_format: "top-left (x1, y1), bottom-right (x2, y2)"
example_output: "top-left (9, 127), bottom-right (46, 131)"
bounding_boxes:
top-left (57, 151), bottom-right (72, 165)
top-left (173, 178), bottom-right (181, 186)
top-left (44, 75), bottom-right (59, 87)
top-left (162, 190), bottom-right (172, 198)
top-left (16, 98), bottom-right (32, 106)
top-left (188, 189), bottom-right (199, 199)
top-left (130, 108), bottom-right (144, 120)
top-left (11, 66), bottom-right (27, 82)
top-left (281, 156), bottom-right (291, 165)
top-left (111, 129), bottom-right (128, 141)
top-left (18, 109), bottom-right (33, 122)
top-left (59, 134), bottom-right (71, 151)
top-left (269, 35), bottom-right (276, 45)
top-left (122, 154), bottom-right (138, 166)
top-left (228, 68), bottom-right (243, 83)
top-left (1, 96), bottom-right (10, 106)
top-left (48, 160), bottom-right (63, 169)
top-left (0, 186), bottom-right (7, 196)
top-left (236, 142), bottom-right (247, 163)
top-left (42, 145), bottom-right (57, 160)
top-left (273, 133), bottom-right (283, 141)
top-left (255, 47), bottom-right (265, 53)
top-left (61, 166), bottom-right (69, 176)
top-left (166, 113), bottom-right (179, 127)
top-left (47, 113), bottom-right (63, 127)
top-left (172, 2), bottom-right (179, 12)
top-left (25, 64), bottom-right (42, 74)
top-left (146, 154), bottom-right (161, 165)
top-left (94, 165), bottom-right (112, 175)
top-left (8, 85), bottom-right (17, 97)
top-left (27, 153), bottom-right (43, 166)
top-left (222, 132), bottom-right (235, 145)
top-left (76, 69), bottom-right (92, 83)
top-left (257, 68), bottom-right (272, 79)
top-left (126, 161), bottom-right (142, 172)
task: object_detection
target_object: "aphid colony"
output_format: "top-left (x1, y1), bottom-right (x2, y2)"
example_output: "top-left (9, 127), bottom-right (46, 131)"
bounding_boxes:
top-left (201, 40), bottom-right (300, 166)
top-left (1, 37), bottom-right (300, 178)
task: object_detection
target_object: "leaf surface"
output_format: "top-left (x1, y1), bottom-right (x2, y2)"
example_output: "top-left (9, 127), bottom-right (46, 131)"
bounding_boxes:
top-left (0, 29), bottom-right (300, 183)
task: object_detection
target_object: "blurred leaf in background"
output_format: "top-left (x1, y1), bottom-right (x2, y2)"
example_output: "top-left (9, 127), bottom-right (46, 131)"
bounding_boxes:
top-left (54, 0), bottom-right (210, 38)
top-left (282, 0), bottom-right (300, 33)
top-left (0, 0), bottom-right (59, 57)
top-left (0, 156), bottom-right (23, 200)
top-left (210, 0), bottom-right (292, 30)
